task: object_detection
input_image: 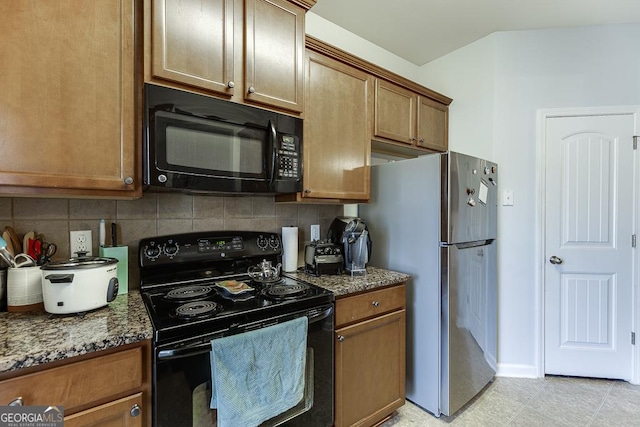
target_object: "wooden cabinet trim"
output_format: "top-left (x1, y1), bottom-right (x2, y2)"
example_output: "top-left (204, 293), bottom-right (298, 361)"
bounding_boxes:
top-left (306, 35), bottom-right (451, 106)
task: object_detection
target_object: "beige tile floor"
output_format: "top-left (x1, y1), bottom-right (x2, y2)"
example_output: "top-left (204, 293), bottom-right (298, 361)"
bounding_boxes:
top-left (381, 376), bottom-right (640, 426)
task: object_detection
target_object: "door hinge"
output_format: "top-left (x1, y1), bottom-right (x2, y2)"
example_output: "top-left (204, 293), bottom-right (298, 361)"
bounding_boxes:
top-left (632, 332), bottom-right (636, 345)
top-left (634, 136), bottom-right (638, 150)
top-left (633, 234), bottom-right (637, 248)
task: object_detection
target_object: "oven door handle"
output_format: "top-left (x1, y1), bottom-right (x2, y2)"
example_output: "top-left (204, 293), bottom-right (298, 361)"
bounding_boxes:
top-left (157, 305), bottom-right (334, 361)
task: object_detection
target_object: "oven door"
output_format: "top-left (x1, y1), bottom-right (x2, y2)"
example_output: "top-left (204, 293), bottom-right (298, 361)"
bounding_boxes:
top-left (153, 304), bottom-right (334, 427)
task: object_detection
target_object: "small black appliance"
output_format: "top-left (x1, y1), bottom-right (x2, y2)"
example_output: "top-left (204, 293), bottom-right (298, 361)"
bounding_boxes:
top-left (304, 240), bottom-right (344, 276)
top-left (327, 216), bottom-right (372, 274)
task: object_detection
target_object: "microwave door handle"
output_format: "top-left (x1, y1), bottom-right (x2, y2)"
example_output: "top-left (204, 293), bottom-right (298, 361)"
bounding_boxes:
top-left (268, 119), bottom-right (277, 188)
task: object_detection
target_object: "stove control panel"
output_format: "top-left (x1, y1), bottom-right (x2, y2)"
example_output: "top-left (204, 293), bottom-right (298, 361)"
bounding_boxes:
top-left (139, 231), bottom-right (282, 268)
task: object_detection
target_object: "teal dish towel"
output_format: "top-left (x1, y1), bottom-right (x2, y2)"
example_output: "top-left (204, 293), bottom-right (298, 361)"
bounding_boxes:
top-left (210, 316), bottom-right (308, 427)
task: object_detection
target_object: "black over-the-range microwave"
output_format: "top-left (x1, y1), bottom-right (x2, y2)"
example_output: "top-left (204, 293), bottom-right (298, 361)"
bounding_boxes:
top-left (143, 83), bottom-right (303, 194)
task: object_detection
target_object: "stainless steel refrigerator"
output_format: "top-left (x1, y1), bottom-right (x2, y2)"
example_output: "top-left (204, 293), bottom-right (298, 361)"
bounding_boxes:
top-left (359, 151), bottom-right (497, 417)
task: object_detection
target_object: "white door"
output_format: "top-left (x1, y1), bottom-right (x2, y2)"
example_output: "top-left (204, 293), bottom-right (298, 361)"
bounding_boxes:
top-left (544, 113), bottom-right (636, 379)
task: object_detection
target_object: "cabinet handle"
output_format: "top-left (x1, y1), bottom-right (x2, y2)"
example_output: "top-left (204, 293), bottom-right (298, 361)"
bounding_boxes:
top-left (130, 404), bottom-right (141, 417)
top-left (9, 397), bottom-right (23, 406)
top-left (227, 81), bottom-right (235, 88)
top-left (248, 86), bottom-right (256, 94)
top-left (372, 301), bottom-right (380, 307)
top-left (337, 335), bottom-right (345, 342)
top-left (124, 176), bottom-right (134, 185)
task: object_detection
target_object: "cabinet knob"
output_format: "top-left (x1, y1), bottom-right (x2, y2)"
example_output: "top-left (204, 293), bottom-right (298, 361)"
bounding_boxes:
top-left (337, 335), bottom-right (345, 342)
top-left (9, 397), bottom-right (23, 406)
top-left (372, 301), bottom-right (380, 307)
top-left (124, 176), bottom-right (134, 185)
top-left (130, 404), bottom-right (141, 417)
top-left (227, 81), bottom-right (235, 88)
top-left (248, 86), bottom-right (256, 94)
top-left (419, 138), bottom-right (425, 145)
top-left (410, 137), bottom-right (417, 142)
top-left (304, 188), bottom-right (311, 194)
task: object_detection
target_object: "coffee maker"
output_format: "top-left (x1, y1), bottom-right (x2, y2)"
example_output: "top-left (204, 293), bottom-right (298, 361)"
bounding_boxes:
top-left (327, 216), bottom-right (372, 275)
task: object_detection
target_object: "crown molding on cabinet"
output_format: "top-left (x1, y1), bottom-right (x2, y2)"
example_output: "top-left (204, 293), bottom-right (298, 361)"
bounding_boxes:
top-left (305, 35), bottom-right (452, 106)
top-left (290, 0), bottom-right (316, 11)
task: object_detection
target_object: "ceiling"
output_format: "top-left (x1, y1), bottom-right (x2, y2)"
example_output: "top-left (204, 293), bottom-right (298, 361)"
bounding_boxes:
top-left (309, 0), bottom-right (640, 66)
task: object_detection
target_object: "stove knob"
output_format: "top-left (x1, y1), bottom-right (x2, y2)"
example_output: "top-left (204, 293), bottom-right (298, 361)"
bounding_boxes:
top-left (145, 245), bottom-right (161, 260)
top-left (257, 236), bottom-right (268, 250)
top-left (268, 235), bottom-right (280, 249)
top-left (164, 242), bottom-right (179, 257)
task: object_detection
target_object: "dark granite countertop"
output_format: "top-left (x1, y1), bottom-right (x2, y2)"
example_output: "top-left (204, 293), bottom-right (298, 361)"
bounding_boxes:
top-left (0, 267), bottom-right (408, 376)
top-left (285, 266), bottom-right (411, 297)
top-left (0, 292), bottom-right (152, 374)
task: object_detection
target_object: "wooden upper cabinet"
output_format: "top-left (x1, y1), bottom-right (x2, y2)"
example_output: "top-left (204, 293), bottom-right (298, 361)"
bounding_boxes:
top-left (0, 0), bottom-right (139, 197)
top-left (374, 79), bottom-right (417, 146)
top-left (374, 78), bottom-right (449, 153)
top-left (151, 0), bottom-right (235, 96)
top-left (147, 0), bottom-right (304, 113)
top-left (418, 95), bottom-right (448, 152)
top-left (244, 0), bottom-right (305, 112)
top-left (297, 50), bottom-right (372, 201)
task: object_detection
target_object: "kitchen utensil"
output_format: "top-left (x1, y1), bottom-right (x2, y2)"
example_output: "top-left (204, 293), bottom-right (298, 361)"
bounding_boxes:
top-left (99, 219), bottom-right (106, 247)
top-left (33, 240), bottom-right (57, 265)
top-left (13, 253), bottom-right (37, 268)
top-left (4, 227), bottom-right (21, 255)
top-left (111, 222), bottom-right (117, 246)
top-left (0, 236), bottom-right (16, 268)
top-left (7, 265), bottom-right (43, 312)
top-left (247, 259), bottom-right (282, 283)
top-left (22, 231), bottom-right (35, 256)
top-left (2, 231), bottom-right (15, 257)
top-left (41, 256), bottom-right (119, 314)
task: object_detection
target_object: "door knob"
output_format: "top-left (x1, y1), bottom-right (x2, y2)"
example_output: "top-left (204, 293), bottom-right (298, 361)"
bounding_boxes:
top-left (549, 256), bottom-right (563, 265)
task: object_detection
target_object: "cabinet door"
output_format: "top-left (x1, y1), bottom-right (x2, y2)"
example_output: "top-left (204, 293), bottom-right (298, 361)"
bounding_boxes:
top-left (151, 0), bottom-right (235, 96)
top-left (373, 79), bottom-right (416, 145)
top-left (335, 310), bottom-right (406, 427)
top-left (0, 0), bottom-right (137, 196)
top-left (303, 51), bottom-right (372, 201)
top-left (417, 96), bottom-right (448, 152)
top-left (244, 0), bottom-right (304, 113)
top-left (64, 393), bottom-right (144, 427)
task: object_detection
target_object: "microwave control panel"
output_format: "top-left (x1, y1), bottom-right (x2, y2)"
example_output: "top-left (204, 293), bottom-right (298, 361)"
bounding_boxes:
top-left (277, 135), bottom-right (300, 179)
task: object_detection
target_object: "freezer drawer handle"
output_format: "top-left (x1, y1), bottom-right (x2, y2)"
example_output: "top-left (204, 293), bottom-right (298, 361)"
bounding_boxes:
top-left (549, 256), bottom-right (563, 265)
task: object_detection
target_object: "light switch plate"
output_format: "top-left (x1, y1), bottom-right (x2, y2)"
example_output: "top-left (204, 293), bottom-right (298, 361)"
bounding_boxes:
top-left (310, 224), bottom-right (320, 241)
top-left (502, 189), bottom-right (514, 206)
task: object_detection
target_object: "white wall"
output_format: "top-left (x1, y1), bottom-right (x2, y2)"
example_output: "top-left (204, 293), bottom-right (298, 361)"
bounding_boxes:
top-left (421, 23), bottom-right (640, 375)
top-left (307, 13), bottom-right (640, 374)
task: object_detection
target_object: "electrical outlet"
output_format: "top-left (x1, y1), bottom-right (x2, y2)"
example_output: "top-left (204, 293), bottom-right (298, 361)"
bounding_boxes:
top-left (70, 230), bottom-right (93, 257)
top-left (310, 224), bottom-right (320, 241)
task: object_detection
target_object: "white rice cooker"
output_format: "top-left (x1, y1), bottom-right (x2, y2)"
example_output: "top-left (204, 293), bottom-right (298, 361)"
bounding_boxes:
top-left (41, 257), bottom-right (119, 314)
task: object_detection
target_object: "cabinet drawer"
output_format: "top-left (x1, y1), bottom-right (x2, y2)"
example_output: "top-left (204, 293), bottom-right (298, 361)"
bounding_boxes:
top-left (336, 284), bottom-right (405, 327)
top-left (0, 347), bottom-right (143, 412)
top-left (65, 393), bottom-right (143, 427)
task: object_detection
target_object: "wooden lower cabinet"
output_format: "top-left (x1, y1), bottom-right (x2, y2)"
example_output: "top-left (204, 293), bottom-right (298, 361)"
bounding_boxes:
top-left (0, 341), bottom-right (151, 427)
top-left (334, 284), bottom-right (406, 427)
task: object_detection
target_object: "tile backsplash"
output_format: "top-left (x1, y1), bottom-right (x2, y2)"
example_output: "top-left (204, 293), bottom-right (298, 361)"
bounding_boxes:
top-left (0, 193), bottom-right (343, 289)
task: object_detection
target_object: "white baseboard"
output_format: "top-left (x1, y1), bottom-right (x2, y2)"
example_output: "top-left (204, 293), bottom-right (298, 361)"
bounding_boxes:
top-left (496, 363), bottom-right (539, 378)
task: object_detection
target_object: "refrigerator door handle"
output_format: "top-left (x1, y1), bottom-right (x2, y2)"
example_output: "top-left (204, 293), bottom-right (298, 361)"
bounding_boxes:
top-left (440, 239), bottom-right (494, 249)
